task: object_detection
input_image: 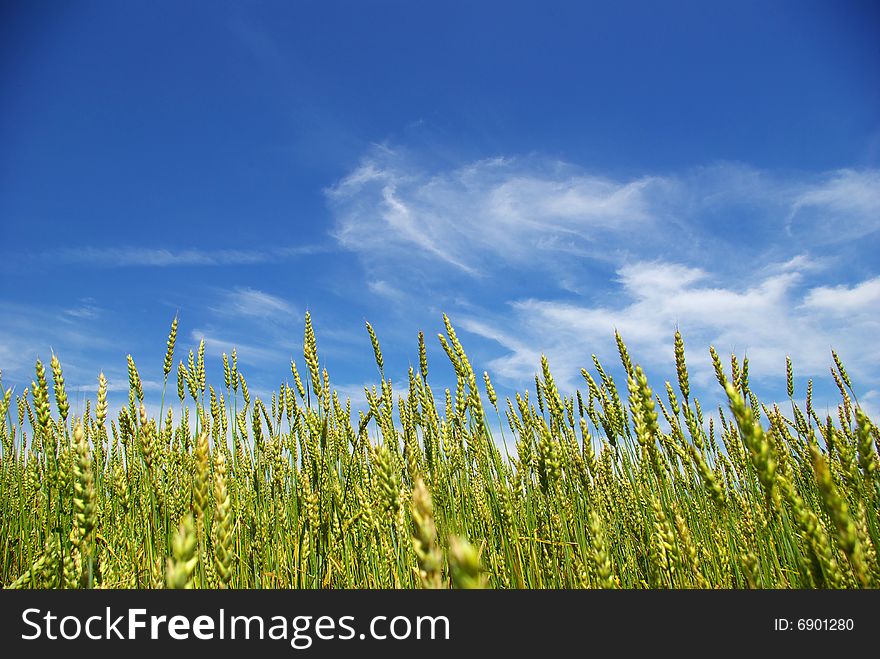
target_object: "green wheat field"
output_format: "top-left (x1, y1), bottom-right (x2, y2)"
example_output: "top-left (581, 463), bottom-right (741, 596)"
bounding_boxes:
top-left (1, 313), bottom-right (878, 589)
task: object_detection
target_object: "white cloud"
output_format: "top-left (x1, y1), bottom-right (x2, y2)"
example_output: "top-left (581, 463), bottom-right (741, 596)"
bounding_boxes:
top-left (327, 149), bottom-right (879, 282)
top-left (802, 277), bottom-right (880, 316)
top-left (330, 382), bottom-right (371, 413)
top-left (327, 148), bottom-right (667, 277)
top-left (861, 390), bottom-right (880, 422)
top-left (617, 261), bottom-right (707, 297)
top-left (460, 260), bottom-right (880, 393)
top-left (190, 329), bottom-right (289, 366)
top-left (367, 280), bottom-right (407, 301)
top-left (214, 287), bottom-right (299, 320)
top-left (69, 379), bottom-right (161, 394)
top-left (0, 302), bottom-right (117, 383)
top-left (788, 169), bottom-right (880, 241)
top-left (63, 299), bottom-right (102, 319)
top-left (45, 245), bottom-right (327, 268)
top-left (61, 247), bottom-right (265, 267)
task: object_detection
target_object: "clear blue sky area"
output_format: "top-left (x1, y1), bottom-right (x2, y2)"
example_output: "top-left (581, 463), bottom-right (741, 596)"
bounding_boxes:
top-left (1, 0), bottom-right (878, 419)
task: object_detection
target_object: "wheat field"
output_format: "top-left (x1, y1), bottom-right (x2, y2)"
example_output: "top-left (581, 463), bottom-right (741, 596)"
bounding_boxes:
top-left (0, 313), bottom-right (877, 589)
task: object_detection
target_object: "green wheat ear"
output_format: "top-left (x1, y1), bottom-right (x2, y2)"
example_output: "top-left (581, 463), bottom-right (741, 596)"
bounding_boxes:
top-left (418, 330), bottom-right (428, 380)
top-left (193, 431), bottom-right (211, 522)
top-left (212, 449), bottom-right (235, 588)
top-left (50, 353), bottom-right (69, 425)
top-left (365, 321), bottom-right (384, 375)
top-left (164, 314), bottom-right (178, 380)
top-left (726, 382), bottom-right (778, 507)
top-left (673, 329), bottom-right (689, 401)
top-left (411, 478), bottom-right (443, 589)
top-left (447, 535), bottom-right (486, 589)
top-left (166, 514), bottom-right (198, 589)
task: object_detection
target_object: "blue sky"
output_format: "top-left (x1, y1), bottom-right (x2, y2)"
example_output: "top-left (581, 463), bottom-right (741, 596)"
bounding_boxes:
top-left (1, 0), bottom-right (879, 423)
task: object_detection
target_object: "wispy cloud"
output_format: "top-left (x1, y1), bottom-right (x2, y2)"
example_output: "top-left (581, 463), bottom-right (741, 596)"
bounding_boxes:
top-left (0, 301), bottom-right (130, 400)
top-left (327, 148), bottom-right (879, 286)
top-left (330, 382), bottom-right (371, 412)
top-left (459, 259), bottom-right (880, 393)
top-left (787, 169), bottom-right (880, 241)
top-left (861, 390), bottom-right (880, 422)
top-left (367, 280), bottom-right (407, 302)
top-left (327, 148), bottom-right (668, 277)
top-left (0, 302), bottom-right (115, 378)
top-left (190, 329), bottom-right (291, 367)
top-left (212, 287), bottom-right (300, 320)
top-left (63, 298), bottom-right (103, 320)
top-left (802, 277), bottom-right (880, 315)
top-left (35, 245), bottom-right (329, 268)
top-left (69, 379), bottom-right (162, 394)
